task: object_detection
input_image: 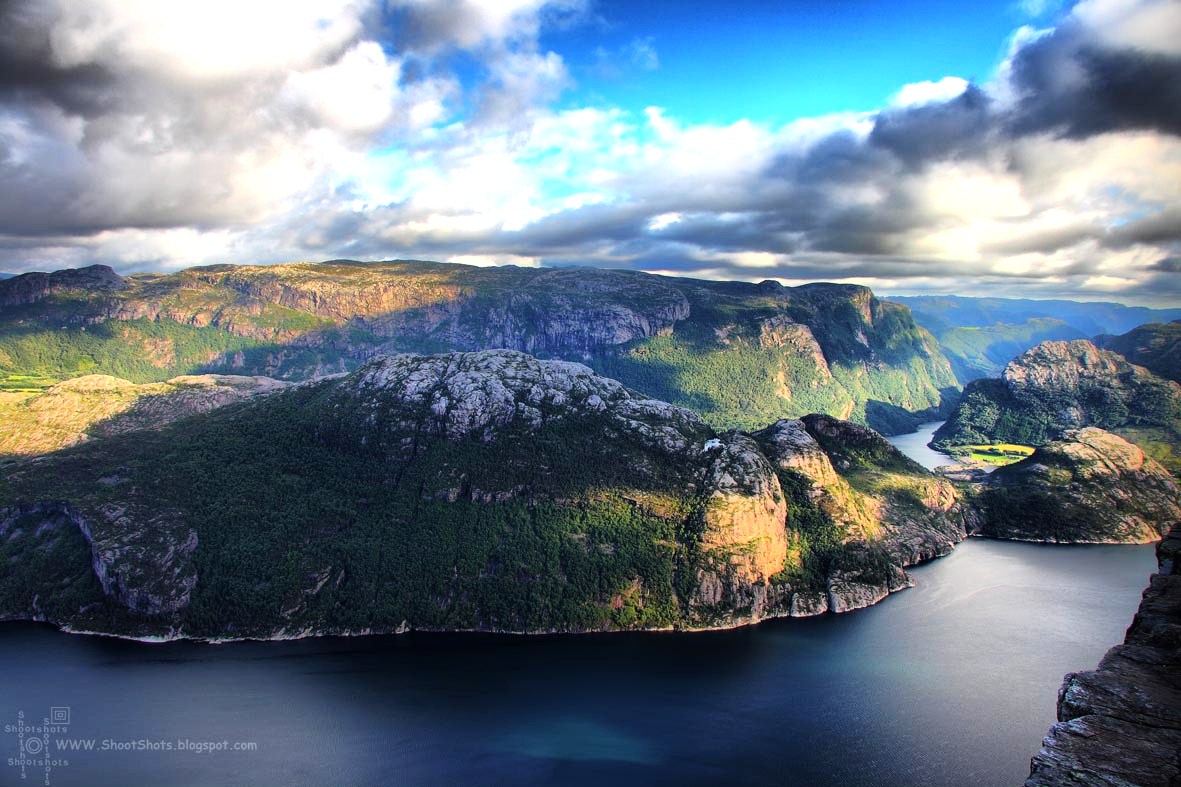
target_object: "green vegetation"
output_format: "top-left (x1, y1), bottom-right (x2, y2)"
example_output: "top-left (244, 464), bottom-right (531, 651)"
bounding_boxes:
top-left (1096, 321), bottom-right (1181, 384)
top-left (933, 341), bottom-right (1181, 475)
top-left (0, 379), bottom-right (708, 635)
top-left (952, 443), bottom-right (1034, 466)
top-left (592, 287), bottom-right (955, 434)
top-left (0, 507), bottom-right (107, 623)
top-left (0, 374), bottom-right (57, 392)
top-left (593, 330), bottom-right (847, 432)
top-left (978, 428), bottom-right (1181, 543)
top-left (0, 315), bottom-right (266, 384)
top-left (0, 260), bottom-right (959, 435)
top-left (929, 319), bottom-right (1084, 382)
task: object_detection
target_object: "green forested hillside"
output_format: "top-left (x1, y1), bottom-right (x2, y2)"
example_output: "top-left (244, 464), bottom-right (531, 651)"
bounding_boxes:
top-left (0, 350), bottom-right (970, 638)
top-left (933, 340), bottom-right (1181, 472)
top-left (0, 261), bottom-right (957, 434)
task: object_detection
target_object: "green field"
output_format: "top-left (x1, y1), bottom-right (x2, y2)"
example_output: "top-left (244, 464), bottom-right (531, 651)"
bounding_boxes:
top-left (959, 443), bottom-right (1035, 466)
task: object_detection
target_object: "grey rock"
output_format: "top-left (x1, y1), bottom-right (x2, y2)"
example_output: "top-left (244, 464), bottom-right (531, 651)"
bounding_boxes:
top-left (1026, 524), bottom-right (1181, 786)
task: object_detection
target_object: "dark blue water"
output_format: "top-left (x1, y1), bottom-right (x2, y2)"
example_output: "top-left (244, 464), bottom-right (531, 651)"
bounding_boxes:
top-left (0, 539), bottom-right (1156, 787)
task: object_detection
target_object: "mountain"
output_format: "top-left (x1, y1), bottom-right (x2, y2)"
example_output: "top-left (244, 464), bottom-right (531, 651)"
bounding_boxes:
top-left (0, 374), bottom-right (288, 458)
top-left (0, 349), bottom-right (972, 640)
top-left (1026, 523), bottom-right (1181, 785)
top-left (1096, 321), bottom-right (1181, 383)
top-left (891, 295), bottom-right (1181, 383)
top-left (932, 340), bottom-right (1181, 471)
top-left (916, 318), bottom-right (1086, 382)
top-left (978, 428), bottom-right (1181, 543)
top-left (891, 295), bottom-right (1181, 336)
top-left (0, 261), bottom-right (957, 434)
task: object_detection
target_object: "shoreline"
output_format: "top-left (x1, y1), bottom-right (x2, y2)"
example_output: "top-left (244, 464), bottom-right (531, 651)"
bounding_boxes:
top-left (11, 532), bottom-right (1157, 647)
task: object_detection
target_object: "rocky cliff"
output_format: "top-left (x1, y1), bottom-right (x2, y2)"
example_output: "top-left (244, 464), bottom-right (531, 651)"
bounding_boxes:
top-left (0, 349), bottom-right (967, 639)
top-left (1025, 524), bottom-right (1181, 786)
top-left (978, 428), bottom-right (1181, 543)
top-left (0, 260), bottom-right (957, 435)
top-left (933, 339), bottom-right (1181, 471)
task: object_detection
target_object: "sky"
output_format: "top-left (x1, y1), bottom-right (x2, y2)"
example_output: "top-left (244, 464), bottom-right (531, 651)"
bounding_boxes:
top-left (0, 0), bottom-right (1179, 304)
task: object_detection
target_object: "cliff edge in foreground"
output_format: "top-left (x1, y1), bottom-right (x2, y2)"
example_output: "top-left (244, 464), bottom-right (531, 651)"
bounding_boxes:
top-left (1026, 524), bottom-right (1181, 786)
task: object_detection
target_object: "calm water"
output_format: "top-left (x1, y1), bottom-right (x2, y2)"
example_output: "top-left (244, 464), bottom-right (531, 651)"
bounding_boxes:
top-left (887, 421), bottom-right (958, 471)
top-left (0, 429), bottom-right (1157, 786)
top-left (0, 542), bottom-right (1155, 786)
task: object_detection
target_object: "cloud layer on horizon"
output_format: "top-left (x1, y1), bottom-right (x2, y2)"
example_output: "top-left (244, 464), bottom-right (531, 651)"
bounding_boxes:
top-left (0, 0), bottom-right (1179, 303)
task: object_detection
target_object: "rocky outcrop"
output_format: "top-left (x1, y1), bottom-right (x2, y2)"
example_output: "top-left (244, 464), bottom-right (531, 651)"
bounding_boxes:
top-left (0, 347), bottom-right (977, 639)
top-left (1025, 524), bottom-right (1181, 786)
top-left (327, 349), bottom-right (710, 457)
top-left (369, 267), bottom-right (692, 355)
top-left (690, 434), bottom-right (791, 620)
top-left (0, 264), bottom-right (127, 306)
top-left (752, 415), bottom-right (972, 614)
top-left (980, 428), bottom-right (1181, 543)
top-left (933, 339), bottom-right (1181, 451)
top-left (0, 501), bottom-right (197, 616)
top-left (74, 502), bottom-right (198, 615)
top-left (754, 418), bottom-right (878, 538)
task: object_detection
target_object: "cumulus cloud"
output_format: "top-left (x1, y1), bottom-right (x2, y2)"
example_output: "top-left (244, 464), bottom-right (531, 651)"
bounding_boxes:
top-left (890, 77), bottom-right (969, 108)
top-left (0, 0), bottom-right (1179, 304)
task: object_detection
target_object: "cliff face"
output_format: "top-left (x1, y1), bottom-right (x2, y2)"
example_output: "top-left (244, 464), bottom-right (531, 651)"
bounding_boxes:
top-left (0, 259), bottom-right (957, 435)
top-left (0, 349), bottom-right (965, 640)
top-left (752, 414), bottom-right (973, 617)
top-left (1026, 524), bottom-right (1181, 786)
top-left (933, 339), bottom-right (1181, 471)
top-left (979, 428), bottom-right (1181, 543)
top-left (1096, 320), bottom-right (1181, 384)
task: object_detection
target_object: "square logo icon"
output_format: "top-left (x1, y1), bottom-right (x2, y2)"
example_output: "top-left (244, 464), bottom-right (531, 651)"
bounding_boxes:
top-left (49, 707), bottom-right (70, 725)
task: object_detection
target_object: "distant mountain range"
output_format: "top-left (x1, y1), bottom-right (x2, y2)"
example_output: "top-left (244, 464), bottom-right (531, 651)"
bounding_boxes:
top-left (890, 295), bottom-right (1181, 382)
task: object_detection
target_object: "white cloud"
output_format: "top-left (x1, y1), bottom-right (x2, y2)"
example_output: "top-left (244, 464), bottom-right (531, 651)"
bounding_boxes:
top-left (1072, 0), bottom-right (1181, 56)
top-left (890, 77), bottom-right (969, 108)
top-left (47, 0), bottom-right (371, 81)
top-left (0, 0), bottom-right (1178, 304)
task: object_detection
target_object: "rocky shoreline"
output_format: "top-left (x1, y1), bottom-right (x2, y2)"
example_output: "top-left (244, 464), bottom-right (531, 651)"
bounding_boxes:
top-left (1025, 523), bottom-right (1181, 786)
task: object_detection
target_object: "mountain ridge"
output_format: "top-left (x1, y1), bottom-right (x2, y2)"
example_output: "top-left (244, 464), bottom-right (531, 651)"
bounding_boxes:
top-left (0, 260), bottom-right (957, 434)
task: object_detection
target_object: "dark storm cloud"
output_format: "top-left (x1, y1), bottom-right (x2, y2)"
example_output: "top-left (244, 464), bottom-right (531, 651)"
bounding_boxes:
top-left (869, 86), bottom-right (996, 168)
top-left (1102, 209), bottom-right (1181, 249)
top-left (649, 213), bottom-right (800, 255)
top-left (1007, 31), bottom-right (1181, 139)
